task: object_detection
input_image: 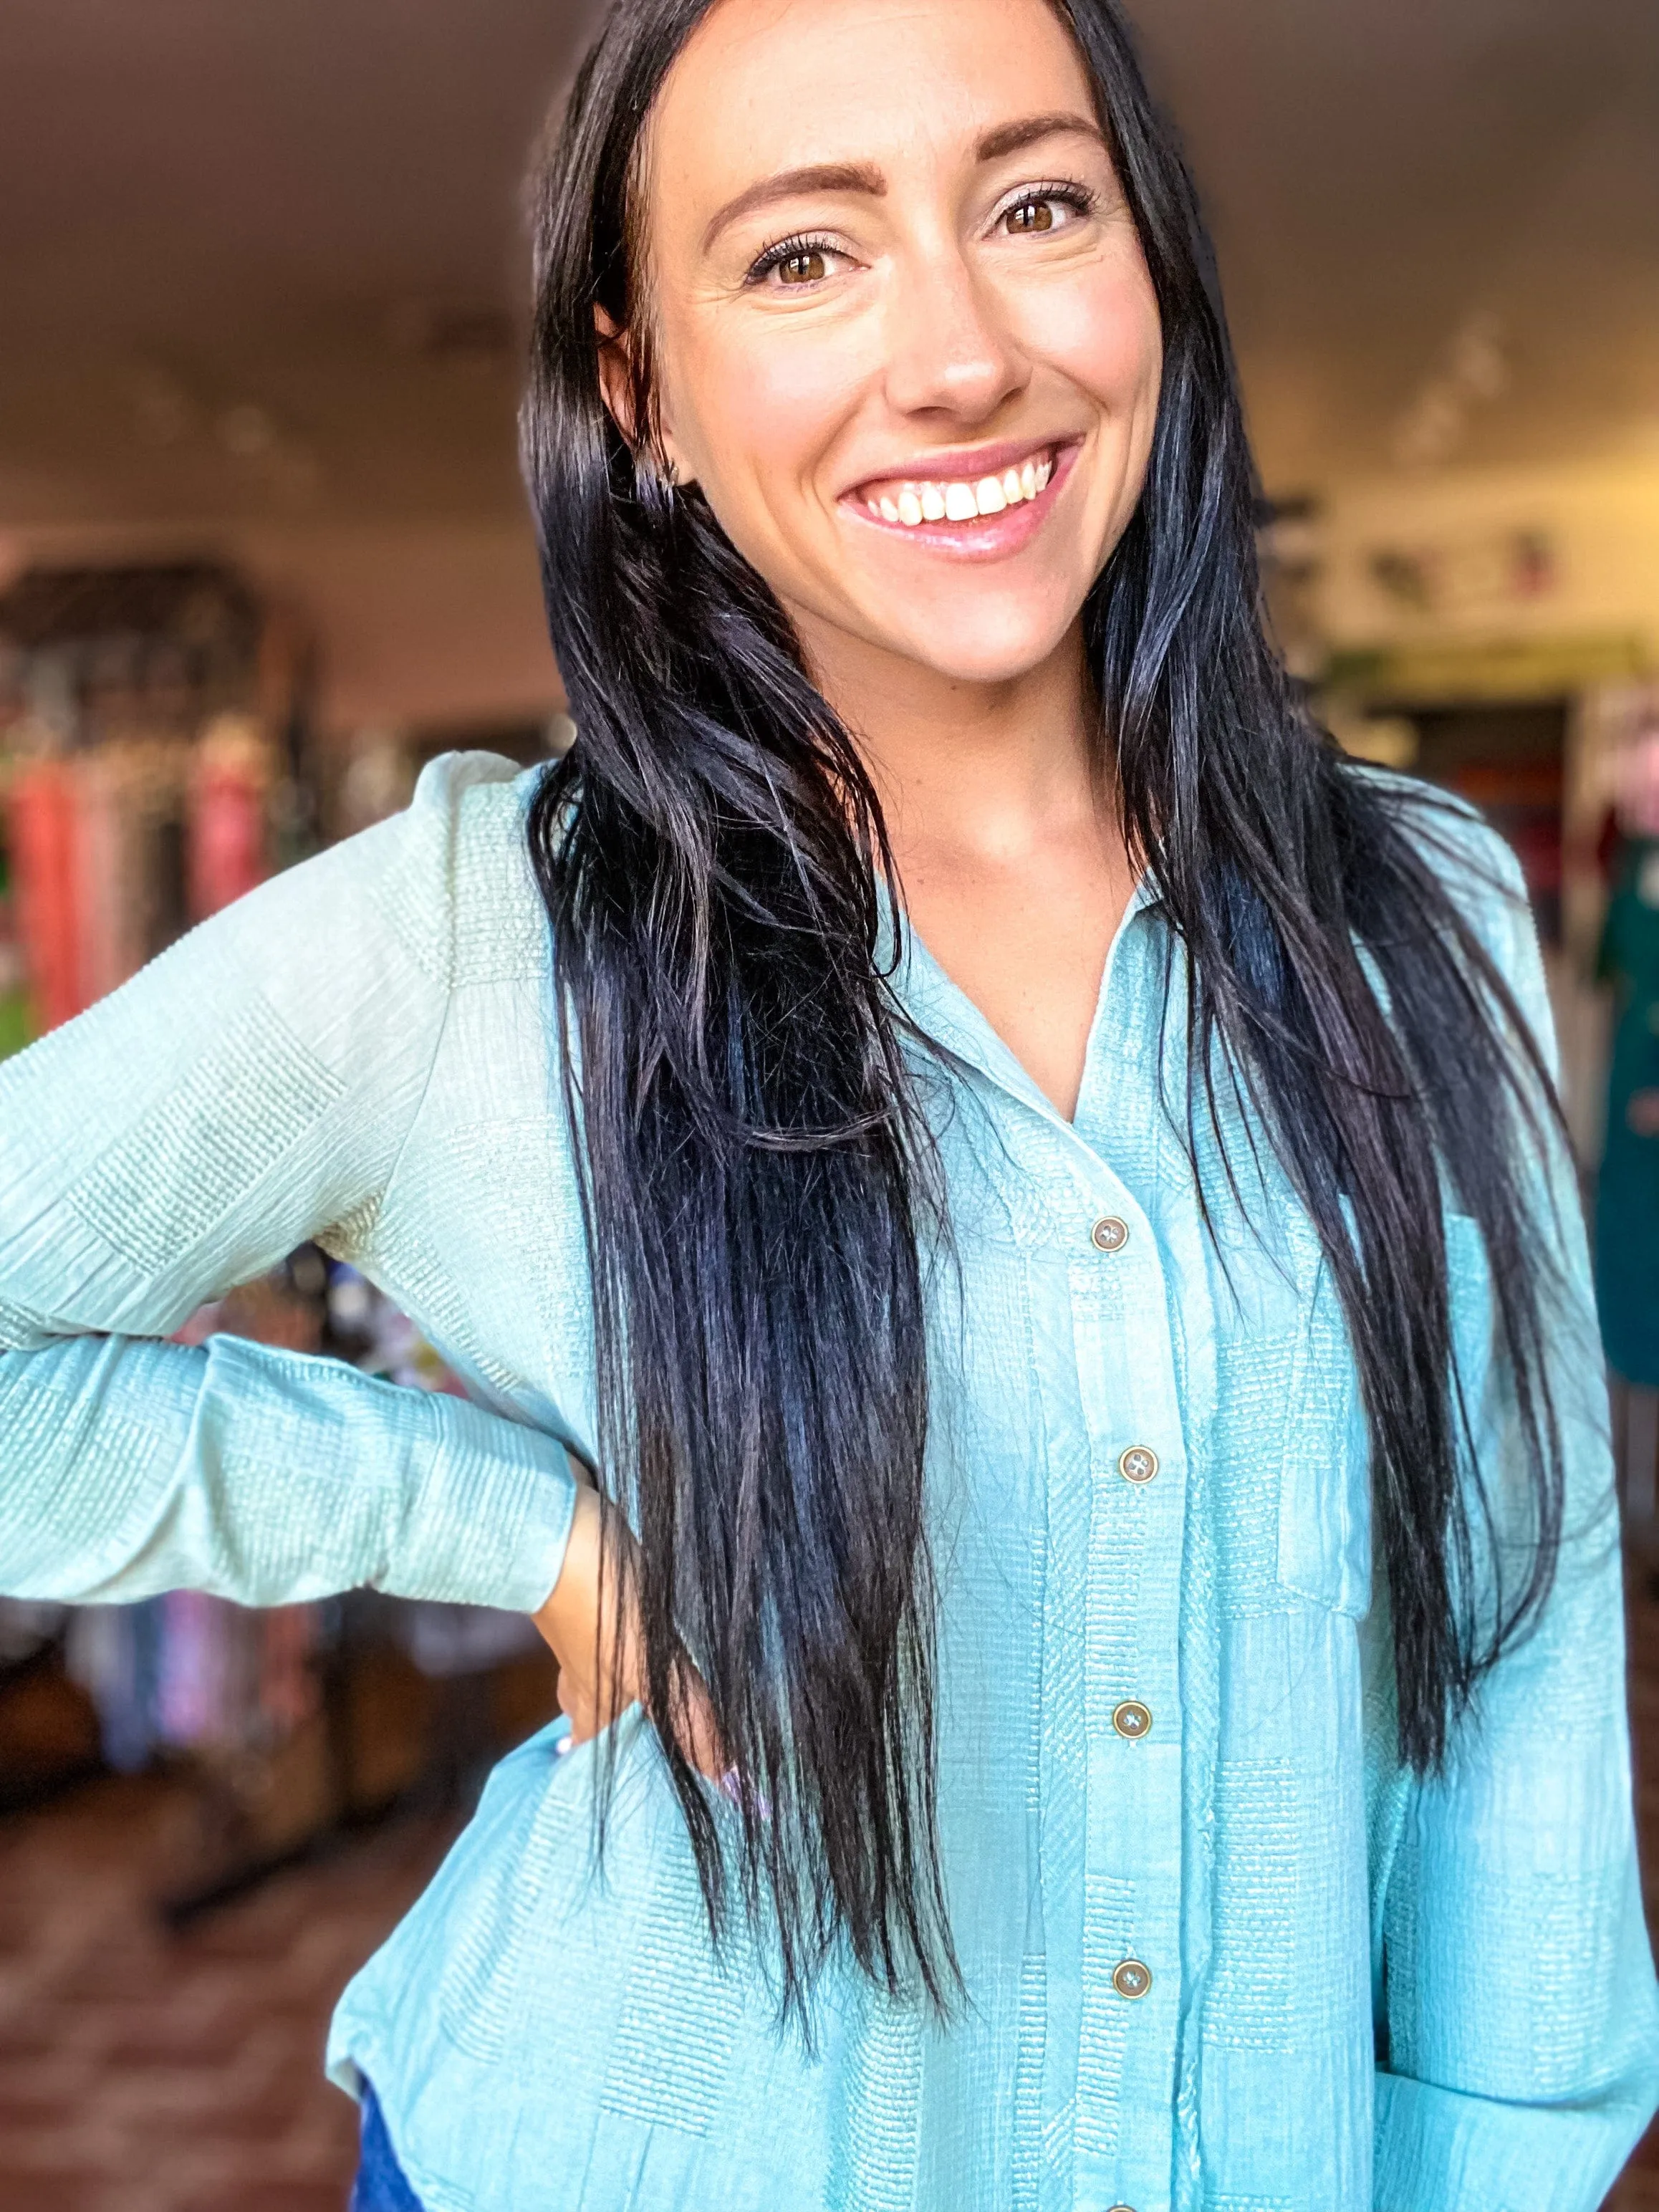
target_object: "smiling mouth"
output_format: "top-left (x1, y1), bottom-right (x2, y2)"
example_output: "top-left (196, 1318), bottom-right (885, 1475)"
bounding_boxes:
top-left (857, 446), bottom-right (1059, 529)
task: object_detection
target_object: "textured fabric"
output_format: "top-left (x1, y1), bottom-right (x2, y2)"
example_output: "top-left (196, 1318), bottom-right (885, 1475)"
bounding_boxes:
top-left (353, 2082), bottom-right (427, 2212)
top-left (2, 751), bottom-right (1656, 2212)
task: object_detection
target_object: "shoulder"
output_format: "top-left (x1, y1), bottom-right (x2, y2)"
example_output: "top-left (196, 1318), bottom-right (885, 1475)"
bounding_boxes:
top-left (1345, 760), bottom-right (1525, 904)
top-left (1345, 760), bottom-right (1528, 946)
top-left (351, 750), bottom-right (552, 992)
top-left (1342, 759), bottom-right (1552, 1067)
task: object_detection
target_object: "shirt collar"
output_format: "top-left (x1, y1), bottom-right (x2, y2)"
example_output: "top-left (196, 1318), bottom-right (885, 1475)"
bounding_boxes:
top-left (880, 872), bottom-right (1164, 1130)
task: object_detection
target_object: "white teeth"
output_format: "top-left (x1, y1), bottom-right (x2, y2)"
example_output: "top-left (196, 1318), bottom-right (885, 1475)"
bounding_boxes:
top-left (862, 449), bottom-right (1056, 526)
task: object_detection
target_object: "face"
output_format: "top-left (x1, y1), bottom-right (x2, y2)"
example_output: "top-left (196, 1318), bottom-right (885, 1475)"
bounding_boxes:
top-left (616, 0), bottom-right (1163, 698)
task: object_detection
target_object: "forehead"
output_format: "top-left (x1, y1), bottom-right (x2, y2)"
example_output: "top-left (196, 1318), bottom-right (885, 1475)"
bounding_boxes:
top-left (643, 0), bottom-right (1098, 231)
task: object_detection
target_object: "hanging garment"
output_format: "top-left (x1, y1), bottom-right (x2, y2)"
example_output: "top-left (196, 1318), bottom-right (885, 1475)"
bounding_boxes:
top-left (1596, 836), bottom-right (1659, 1388)
top-left (5, 755), bottom-right (80, 1032)
top-left (189, 716), bottom-right (272, 921)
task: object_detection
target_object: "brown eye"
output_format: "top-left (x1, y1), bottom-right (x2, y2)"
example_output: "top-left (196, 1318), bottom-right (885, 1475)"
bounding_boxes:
top-left (779, 249), bottom-right (829, 284)
top-left (1007, 200), bottom-right (1055, 234)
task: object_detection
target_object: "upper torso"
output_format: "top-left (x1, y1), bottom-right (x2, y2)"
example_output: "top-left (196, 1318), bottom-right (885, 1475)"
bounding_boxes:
top-left (1, 753), bottom-right (1650, 2212)
top-left (304, 762), bottom-right (1432, 2209)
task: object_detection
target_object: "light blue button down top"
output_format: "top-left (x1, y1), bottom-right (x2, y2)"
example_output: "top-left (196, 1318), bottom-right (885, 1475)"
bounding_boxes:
top-left (3, 752), bottom-right (1657, 2211)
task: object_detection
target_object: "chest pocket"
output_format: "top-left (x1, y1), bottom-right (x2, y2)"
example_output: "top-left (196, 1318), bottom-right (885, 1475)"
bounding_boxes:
top-left (1271, 1213), bottom-right (1496, 1620)
top-left (1274, 1218), bottom-right (1372, 1620)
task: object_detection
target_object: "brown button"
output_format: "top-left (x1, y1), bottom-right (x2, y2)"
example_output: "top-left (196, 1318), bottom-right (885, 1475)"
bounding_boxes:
top-left (1117, 1445), bottom-right (1159, 1484)
top-left (1112, 1956), bottom-right (1153, 2000)
top-left (1112, 1700), bottom-right (1153, 1739)
top-left (1091, 1215), bottom-right (1129, 1253)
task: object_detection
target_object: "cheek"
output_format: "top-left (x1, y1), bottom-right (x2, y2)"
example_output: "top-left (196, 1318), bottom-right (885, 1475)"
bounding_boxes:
top-left (1030, 264), bottom-right (1163, 426)
top-left (668, 312), bottom-right (867, 513)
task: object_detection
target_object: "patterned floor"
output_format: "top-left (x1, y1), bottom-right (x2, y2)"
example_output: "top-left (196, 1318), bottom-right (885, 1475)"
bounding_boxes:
top-left (1, 1584), bottom-right (1658, 2212)
top-left (0, 1769), bottom-right (454, 2211)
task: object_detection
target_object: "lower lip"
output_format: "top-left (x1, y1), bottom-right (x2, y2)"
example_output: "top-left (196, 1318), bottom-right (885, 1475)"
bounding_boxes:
top-left (843, 444), bottom-right (1079, 562)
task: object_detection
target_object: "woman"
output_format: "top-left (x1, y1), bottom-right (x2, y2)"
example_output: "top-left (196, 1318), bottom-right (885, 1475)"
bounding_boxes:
top-left (4, 0), bottom-right (1656, 2206)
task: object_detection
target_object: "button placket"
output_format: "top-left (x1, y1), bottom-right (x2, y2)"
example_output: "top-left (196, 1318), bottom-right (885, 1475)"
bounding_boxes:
top-left (1063, 1143), bottom-right (1185, 2210)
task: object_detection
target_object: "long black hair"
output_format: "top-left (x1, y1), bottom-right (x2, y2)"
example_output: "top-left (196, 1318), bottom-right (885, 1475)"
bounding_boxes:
top-left (520, 0), bottom-right (1566, 2014)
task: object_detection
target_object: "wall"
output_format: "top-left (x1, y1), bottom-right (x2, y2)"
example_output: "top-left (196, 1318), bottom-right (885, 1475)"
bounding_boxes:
top-left (1313, 452), bottom-right (1659, 664)
top-left (1304, 453), bottom-right (1659, 1170)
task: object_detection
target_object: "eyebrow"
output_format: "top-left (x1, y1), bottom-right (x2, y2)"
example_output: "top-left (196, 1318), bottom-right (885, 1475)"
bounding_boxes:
top-left (975, 111), bottom-right (1107, 163)
top-left (702, 163), bottom-right (885, 251)
top-left (701, 114), bottom-right (1107, 253)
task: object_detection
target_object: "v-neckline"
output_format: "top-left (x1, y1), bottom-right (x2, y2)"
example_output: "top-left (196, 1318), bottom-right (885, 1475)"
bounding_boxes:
top-left (883, 873), bottom-right (1160, 1139)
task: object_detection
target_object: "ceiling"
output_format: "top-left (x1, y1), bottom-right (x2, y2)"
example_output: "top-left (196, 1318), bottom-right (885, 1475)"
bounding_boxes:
top-left (1, 0), bottom-right (1656, 534)
top-left (1141, 0), bottom-right (1659, 485)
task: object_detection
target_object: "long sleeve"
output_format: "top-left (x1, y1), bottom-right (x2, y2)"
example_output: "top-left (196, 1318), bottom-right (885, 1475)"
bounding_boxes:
top-left (1371, 814), bottom-right (1659, 2209)
top-left (0, 751), bottom-right (576, 1616)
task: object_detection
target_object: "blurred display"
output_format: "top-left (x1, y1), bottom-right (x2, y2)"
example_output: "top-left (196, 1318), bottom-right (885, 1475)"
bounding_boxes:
top-left (0, 561), bottom-right (554, 1913)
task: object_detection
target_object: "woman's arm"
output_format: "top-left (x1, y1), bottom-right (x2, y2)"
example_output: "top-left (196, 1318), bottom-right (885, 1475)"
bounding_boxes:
top-left (1371, 819), bottom-right (1659, 2210)
top-left (1372, 1434), bottom-right (1659, 2208)
top-left (1, 752), bottom-right (576, 1616)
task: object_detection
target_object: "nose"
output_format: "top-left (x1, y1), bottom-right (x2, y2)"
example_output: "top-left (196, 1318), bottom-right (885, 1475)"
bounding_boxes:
top-left (881, 236), bottom-right (1029, 426)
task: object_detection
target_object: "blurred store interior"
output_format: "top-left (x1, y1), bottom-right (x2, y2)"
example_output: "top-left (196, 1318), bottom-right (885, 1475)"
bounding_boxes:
top-left (2, 0), bottom-right (1659, 2205)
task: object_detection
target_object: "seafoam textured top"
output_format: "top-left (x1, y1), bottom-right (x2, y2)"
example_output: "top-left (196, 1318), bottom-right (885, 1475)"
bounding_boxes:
top-left (3, 752), bottom-right (1657, 2212)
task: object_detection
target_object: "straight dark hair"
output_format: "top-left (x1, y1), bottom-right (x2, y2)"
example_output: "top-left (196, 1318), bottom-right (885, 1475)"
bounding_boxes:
top-left (521, 0), bottom-right (1566, 2014)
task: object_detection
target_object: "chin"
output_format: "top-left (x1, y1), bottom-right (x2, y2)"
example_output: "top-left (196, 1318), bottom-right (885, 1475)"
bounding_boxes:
top-left (883, 600), bottom-right (1084, 688)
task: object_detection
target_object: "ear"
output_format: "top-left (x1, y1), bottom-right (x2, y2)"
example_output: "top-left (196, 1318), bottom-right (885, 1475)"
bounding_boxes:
top-left (593, 306), bottom-right (638, 443)
top-left (592, 306), bottom-right (697, 491)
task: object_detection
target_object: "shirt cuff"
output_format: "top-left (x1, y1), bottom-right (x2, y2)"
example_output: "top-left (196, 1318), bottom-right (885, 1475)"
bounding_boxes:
top-left (386, 1387), bottom-right (579, 1614)
top-left (1374, 2069), bottom-right (1652, 2212)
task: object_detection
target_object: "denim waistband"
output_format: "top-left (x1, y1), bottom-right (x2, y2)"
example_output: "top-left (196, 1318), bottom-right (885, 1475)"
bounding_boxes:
top-left (350, 2081), bottom-right (424, 2212)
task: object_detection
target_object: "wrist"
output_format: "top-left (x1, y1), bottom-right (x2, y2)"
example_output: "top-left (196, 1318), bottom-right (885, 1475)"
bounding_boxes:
top-left (537, 1481), bottom-right (601, 1649)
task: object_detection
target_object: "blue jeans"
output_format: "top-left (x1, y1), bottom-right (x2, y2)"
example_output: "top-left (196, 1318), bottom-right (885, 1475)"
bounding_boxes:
top-left (350, 2082), bottom-right (424, 2212)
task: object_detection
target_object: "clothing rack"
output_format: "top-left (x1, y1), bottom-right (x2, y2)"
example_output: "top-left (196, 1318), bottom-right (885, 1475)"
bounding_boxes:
top-left (0, 561), bottom-right (554, 1921)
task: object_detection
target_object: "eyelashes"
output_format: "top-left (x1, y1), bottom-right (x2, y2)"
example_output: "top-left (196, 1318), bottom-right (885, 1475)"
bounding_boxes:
top-left (742, 176), bottom-right (1101, 289)
top-left (744, 231), bottom-right (842, 287)
top-left (994, 178), bottom-right (1099, 231)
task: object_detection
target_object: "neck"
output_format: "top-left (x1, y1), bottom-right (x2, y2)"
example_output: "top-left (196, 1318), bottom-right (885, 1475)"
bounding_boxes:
top-left (797, 617), bottom-right (1108, 869)
top-left (791, 612), bottom-right (1134, 1124)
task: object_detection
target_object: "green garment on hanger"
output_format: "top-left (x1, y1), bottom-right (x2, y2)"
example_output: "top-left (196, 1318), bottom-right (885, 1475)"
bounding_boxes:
top-left (1595, 837), bottom-right (1659, 1388)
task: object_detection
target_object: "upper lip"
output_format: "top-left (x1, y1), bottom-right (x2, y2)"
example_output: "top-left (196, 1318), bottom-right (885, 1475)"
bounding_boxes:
top-left (847, 433), bottom-right (1075, 496)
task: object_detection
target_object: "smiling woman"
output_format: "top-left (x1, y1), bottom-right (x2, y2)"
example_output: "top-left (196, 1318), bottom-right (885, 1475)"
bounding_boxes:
top-left (3, 1), bottom-right (1658, 2210)
top-left (624, 16), bottom-right (1162, 694)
